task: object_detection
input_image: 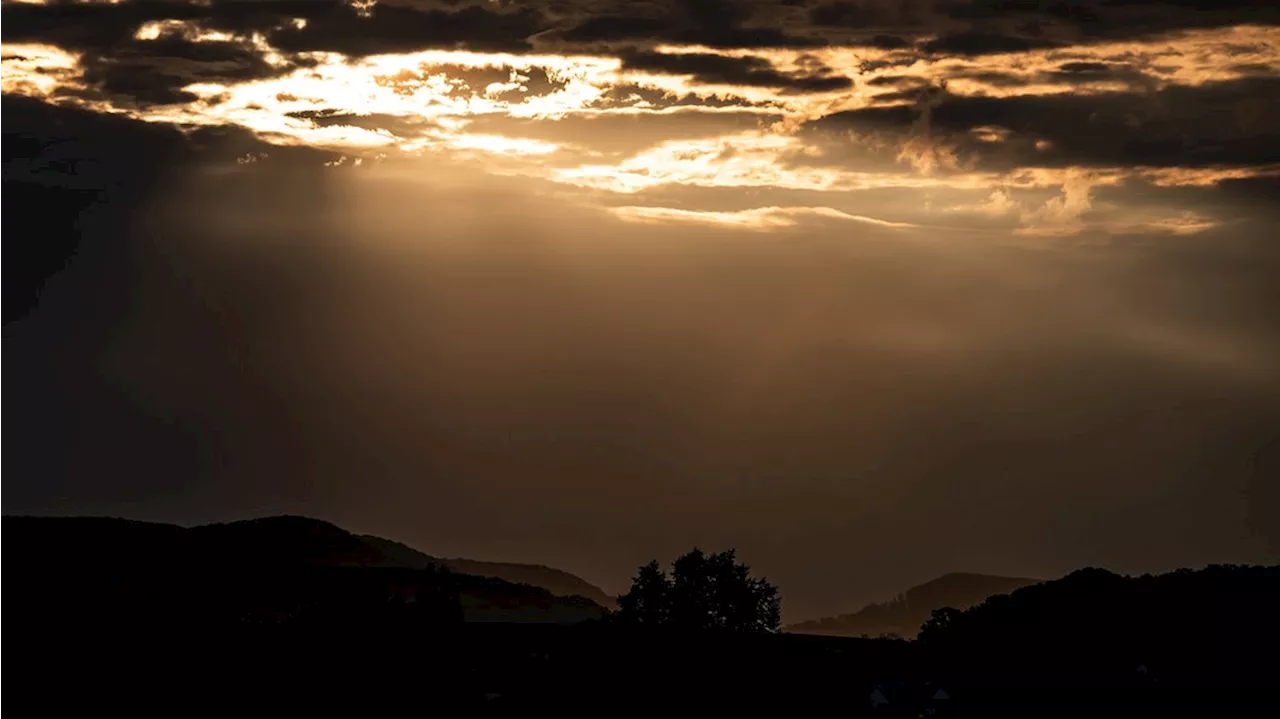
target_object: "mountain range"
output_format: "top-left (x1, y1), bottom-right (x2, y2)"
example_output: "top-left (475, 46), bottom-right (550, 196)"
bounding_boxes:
top-left (7, 513), bottom-right (1047, 633)
top-left (3, 514), bottom-right (613, 623)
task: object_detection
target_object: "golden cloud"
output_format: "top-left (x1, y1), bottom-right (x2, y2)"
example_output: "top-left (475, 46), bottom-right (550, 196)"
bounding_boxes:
top-left (4, 19), bottom-right (1275, 239)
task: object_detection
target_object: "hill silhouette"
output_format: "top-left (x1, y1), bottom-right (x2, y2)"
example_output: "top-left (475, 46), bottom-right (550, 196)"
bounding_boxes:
top-left (4, 514), bottom-right (607, 624)
top-left (918, 564), bottom-right (1280, 692)
top-left (191, 516), bottom-right (392, 567)
top-left (786, 572), bottom-right (1038, 638)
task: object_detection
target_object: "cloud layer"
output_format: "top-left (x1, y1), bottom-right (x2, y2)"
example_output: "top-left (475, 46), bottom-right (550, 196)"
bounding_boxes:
top-left (5, 0), bottom-right (1278, 239)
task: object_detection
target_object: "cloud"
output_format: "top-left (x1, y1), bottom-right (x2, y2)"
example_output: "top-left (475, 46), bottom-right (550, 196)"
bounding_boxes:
top-left (948, 0), bottom-right (1280, 41)
top-left (554, 131), bottom-right (847, 193)
top-left (0, 42), bottom-right (81, 98)
top-left (939, 175), bottom-right (1226, 238)
top-left (8, 1), bottom-right (1280, 64)
top-left (3, 1), bottom-right (1279, 246)
top-left (14, 0), bottom-right (549, 56)
top-left (1016, 171), bottom-right (1096, 235)
top-left (548, 0), bottom-right (822, 49)
top-left (268, 2), bottom-right (546, 55)
top-left (923, 32), bottom-right (1061, 56)
top-left (1, 93), bottom-right (340, 321)
top-left (1124, 211), bottom-right (1218, 236)
top-left (808, 1), bottom-right (898, 29)
top-left (2, 7), bottom-right (310, 106)
top-left (947, 188), bottom-right (1019, 217)
top-left (813, 73), bottom-right (1280, 174)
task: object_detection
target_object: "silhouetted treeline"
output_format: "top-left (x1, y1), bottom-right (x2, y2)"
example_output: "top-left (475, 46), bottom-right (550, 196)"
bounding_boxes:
top-left (614, 548), bottom-right (781, 632)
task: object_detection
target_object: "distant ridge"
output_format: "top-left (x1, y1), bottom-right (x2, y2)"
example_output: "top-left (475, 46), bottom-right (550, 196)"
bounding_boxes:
top-left (357, 534), bottom-right (617, 608)
top-left (785, 572), bottom-right (1038, 638)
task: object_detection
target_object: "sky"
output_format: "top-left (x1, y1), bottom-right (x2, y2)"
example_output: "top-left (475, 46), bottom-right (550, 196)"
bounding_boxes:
top-left (3, 0), bottom-right (1279, 621)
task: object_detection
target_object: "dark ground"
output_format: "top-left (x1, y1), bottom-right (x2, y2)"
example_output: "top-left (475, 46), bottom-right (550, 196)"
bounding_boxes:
top-left (10, 622), bottom-right (1277, 718)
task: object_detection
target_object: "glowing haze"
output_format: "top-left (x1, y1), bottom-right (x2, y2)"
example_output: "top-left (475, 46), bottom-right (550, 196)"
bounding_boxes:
top-left (4, 0), bottom-right (1279, 620)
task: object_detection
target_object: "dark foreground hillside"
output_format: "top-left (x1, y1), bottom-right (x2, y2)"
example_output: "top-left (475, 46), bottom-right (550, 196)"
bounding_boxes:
top-left (4, 513), bottom-right (1277, 716)
top-left (918, 565), bottom-right (1280, 690)
top-left (10, 566), bottom-right (1280, 716)
top-left (8, 620), bottom-right (1278, 717)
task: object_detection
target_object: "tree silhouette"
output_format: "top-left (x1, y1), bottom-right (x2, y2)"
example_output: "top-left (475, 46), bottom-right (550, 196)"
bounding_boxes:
top-left (616, 548), bottom-right (780, 633)
top-left (918, 606), bottom-right (963, 641)
top-left (616, 560), bottom-right (670, 625)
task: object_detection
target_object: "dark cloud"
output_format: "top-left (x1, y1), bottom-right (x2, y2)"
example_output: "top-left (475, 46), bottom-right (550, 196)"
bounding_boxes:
top-left (949, 0), bottom-right (1100, 23)
top-left (1056, 61), bottom-right (1110, 74)
top-left (923, 31), bottom-right (1061, 55)
top-left (1, 96), bottom-right (338, 322)
top-left (1215, 175), bottom-right (1280, 205)
top-left (1044, 62), bottom-right (1159, 88)
top-left (2, 1), bottom-right (547, 57)
top-left (269, 2), bottom-right (545, 55)
top-left (3, 3), bottom-right (306, 106)
top-left (864, 73), bottom-right (931, 87)
top-left (941, 62), bottom-right (1158, 93)
top-left (809, 1), bottom-right (896, 28)
top-left (1067, 0), bottom-right (1280, 38)
top-left (2, 96), bottom-right (198, 197)
top-left (817, 103), bottom-right (916, 131)
top-left (620, 50), bottom-right (851, 92)
top-left (870, 86), bottom-right (945, 103)
top-left (1231, 62), bottom-right (1280, 77)
top-left (6, 0), bottom-right (1280, 63)
top-left (2, 97), bottom-right (353, 518)
top-left (867, 33), bottom-right (915, 49)
top-left (2, 1), bottom-right (205, 52)
top-left (549, 0), bottom-right (823, 49)
top-left (814, 76), bottom-right (1280, 170)
top-left (947, 0), bottom-right (1280, 40)
top-left (558, 15), bottom-right (670, 43)
top-left (81, 40), bottom-right (316, 107)
top-left (804, 0), bottom-right (1280, 50)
